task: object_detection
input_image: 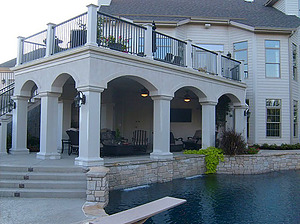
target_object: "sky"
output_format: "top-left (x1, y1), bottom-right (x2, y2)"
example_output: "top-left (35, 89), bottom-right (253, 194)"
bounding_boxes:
top-left (0, 0), bottom-right (97, 64)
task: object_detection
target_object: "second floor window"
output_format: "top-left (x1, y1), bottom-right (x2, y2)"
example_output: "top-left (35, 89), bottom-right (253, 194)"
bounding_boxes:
top-left (234, 41), bottom-right (248, 78)
top-left (265, 40), bottom-right (280, 78)
top-left (293, 43), bottom-right (297, 81)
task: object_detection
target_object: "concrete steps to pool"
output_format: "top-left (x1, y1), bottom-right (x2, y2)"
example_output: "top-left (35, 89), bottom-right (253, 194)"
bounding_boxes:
top-left (0, 165), bottom-right (87, 198)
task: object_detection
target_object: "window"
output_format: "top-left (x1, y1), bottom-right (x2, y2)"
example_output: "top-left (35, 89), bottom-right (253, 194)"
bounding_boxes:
top-left (293, 43), bottom-right (297, 81)
top-left (294, 100), bottom-right (298, 138)
top-left (197, 44), bottom-right (224, 53)
top-left (265, 40), bottom-right (280, 78)
top-left (234, 41), bottom-right (248, 78)
top-left (266, 99), bottom-right (281, 137)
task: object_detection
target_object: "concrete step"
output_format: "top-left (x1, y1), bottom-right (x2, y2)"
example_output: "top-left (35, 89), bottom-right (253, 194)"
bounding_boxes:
top-left (0, 188), bottom-right (86, 198)
top-left (0, 165), bottom-right (88, 173)
top-left (0, 179), bottom-right (86, 189)
top-left (0, 171), bottom-right (86, 181)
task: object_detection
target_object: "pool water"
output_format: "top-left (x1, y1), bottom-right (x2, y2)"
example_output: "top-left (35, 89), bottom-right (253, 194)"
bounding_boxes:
top-left (105, 170), bottom-right (300, 224)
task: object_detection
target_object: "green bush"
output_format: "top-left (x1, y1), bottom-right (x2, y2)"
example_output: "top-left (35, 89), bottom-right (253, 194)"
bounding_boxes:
top-left (258, 143), bottom-right (300, 150)
top-left (184, 147), bottom-right (224, 174)
top-left (219, 130), bottom-right (247, 155)
top-left (246, 146), bottom-right (260, 154)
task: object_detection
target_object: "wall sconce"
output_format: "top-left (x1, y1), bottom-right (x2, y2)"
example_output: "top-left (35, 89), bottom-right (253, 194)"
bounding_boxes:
top-left (244, 108), bottom-right (251, 117)
top-left (74, 91), bottom-right (86, 108)
top-left (140, 88), bottom-right (149, 97)
top-left (8, 99), bottom-right (16, 112)
top-left (184, 92), bottom-right (191, 103)
top-left (1, 79), bottom-right (5, 85)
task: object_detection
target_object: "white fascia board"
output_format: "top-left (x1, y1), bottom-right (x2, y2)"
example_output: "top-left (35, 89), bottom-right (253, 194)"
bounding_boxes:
top-left (230, 21), bottom-right (255, 31)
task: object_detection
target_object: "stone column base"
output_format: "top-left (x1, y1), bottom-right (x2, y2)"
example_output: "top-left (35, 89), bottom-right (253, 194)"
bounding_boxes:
top-left (150, 152), bottom-right (173, 160)
top-left (9, 148), bottom-right (30, 154)
top-left (75, 157), bottom-right (104, 167)
top-left (36, 152), bottom-right (61, 160)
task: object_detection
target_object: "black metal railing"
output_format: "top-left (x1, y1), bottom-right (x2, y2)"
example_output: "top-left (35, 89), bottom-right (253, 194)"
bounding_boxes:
top-left (0, 72), bottom-right (15, 88)
top-left (22, 30), bottom-right (47, 63)
top-left (97, 12), bottom-right (146, 56)
top-left (221, 56), bottom-right (241, 81)
top-left (192, 45), bottom-right (217, 75)
top-left (53, 13), bottom-right (88, 54)
top-left (153, 31), bottom-right (186, 66)
top-left (0, 83), bottom-right (15, 116)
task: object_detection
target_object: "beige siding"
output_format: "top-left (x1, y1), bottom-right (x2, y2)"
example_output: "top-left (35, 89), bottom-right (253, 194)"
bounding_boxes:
top-left (255, 34), bottom-right (291, 144)
top-left (274, 0), bottom-right (286, 13)
top-left (286, 0), bottom-right (299, 16)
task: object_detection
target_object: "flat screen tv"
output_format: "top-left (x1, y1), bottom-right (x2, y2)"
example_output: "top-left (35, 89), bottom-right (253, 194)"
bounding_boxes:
top-left (170, 108), bottom-right (192, 122)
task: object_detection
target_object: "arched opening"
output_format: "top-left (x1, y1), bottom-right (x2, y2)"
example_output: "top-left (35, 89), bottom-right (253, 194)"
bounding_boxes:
top-left (101, 76), bottom-right (155, 156)
top-left (170, 87), bottom-right (206, 151)
top-left (216, 93), bottom-right (242, 146)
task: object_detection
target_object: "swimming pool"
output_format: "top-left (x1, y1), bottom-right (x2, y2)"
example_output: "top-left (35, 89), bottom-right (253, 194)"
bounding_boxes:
top-left (105, 170), bottom-right (300, 224)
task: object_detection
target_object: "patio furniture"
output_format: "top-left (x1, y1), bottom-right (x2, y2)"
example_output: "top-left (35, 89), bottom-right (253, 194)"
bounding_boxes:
top-left (61, 139), bottom-right (70, 154)
top-left (172, 56), bottom-right (182, 66)
top-left (182, 130), bottom-right (202, 150)
top-left (165, 53), bottom-right (173, 63)
top-left (170, 132), bottom-right (183, 152)
top-left (132, 130), bottom-right (148, 152)
top-left (100, 129), bottom-right (136, 156)
top-left (66, 128), bottom-right (79, 155)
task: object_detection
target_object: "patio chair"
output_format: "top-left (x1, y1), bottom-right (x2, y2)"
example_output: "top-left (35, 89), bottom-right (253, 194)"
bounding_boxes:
top-left (132, 130), bottom-right (148, 152)
top-left (170, 132), bottom-right (183, 152)
top-left (182, 129), bottom-right (202, 150)
top-left (172, 56), bottom-right (182, 66)
top-left (164, 53), bottom-right (173, 63)
top-left (66, 128), bottom-right (79, 155)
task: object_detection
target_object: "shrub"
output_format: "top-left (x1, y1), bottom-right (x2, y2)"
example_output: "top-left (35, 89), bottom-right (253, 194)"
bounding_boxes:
top-left (184, 147), bottom-right (224, 174)
top-left (246, 146), bottom-right (260, 154)
top-left (219, 130), bottom-right (247, 155)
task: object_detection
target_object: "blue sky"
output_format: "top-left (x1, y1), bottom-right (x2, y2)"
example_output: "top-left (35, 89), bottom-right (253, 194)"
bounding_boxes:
top-left (0, 0), bottom-right (96, 64)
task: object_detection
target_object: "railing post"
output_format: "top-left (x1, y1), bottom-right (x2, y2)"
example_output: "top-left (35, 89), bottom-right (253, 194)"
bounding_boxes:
top-left (186, 39), bottom-right (193, 68)
top-left (45, 23), bottom-right (56, 57)
top-left (217, 53), bottom-right (222, 77)
top-left (86, 4), bottom-right (99, 47)
top-left (239, 61), bottom-right (245, 82)
top-left (16, 36), bottom-right (24, 66)
top-left (144, 25), bottom-right (153, 59)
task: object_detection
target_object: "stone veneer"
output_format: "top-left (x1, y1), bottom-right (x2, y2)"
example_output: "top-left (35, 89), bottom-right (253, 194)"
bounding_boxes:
top-left (86, 151), bottom-right (300, 205)
top-left (106, 155), bottom-right (206, 190)
top-left (217, 150), bottom-right (300, 174)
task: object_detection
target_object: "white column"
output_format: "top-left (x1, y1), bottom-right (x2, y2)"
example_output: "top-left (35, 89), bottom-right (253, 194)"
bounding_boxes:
top-left (0, 115), bottom-right (12, 155)
top-left (144, 25), bottom-right (153, 59)
top-left (45, 23), bottom-right (55, 57)
top-left (10, 96), bottom-right (30, 154)
top-left (239, 61), bottom-right (245, 82)
top-left (150, 95), bottom-right (173, 160)
top-left (16, 36), bottom-right (24, 66)
top-left (201, 101), bottom-right (217, 149)
top-left (234, 105), bottom-right (247, 142)
top-left (86, 4), bottom-right (99, 47)
top-left (75, 87), bottom-right (104, 166)
top-left (186, 39), bottom-right (193, 68)
top-left (57, 101), bottom-right (64, 152)
top-left (37, 92), bottom-right (61, 159)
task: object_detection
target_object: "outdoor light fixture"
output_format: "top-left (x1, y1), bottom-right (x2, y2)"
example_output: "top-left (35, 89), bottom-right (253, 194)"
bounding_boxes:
top-left (1, 79), bottom-right (5, 85)
top-left (184, 92), bottom-right (191, 103)
top-left (141, 88), bottom-right (149, 97)
top-left (74, 91), bottom-right (86, 108)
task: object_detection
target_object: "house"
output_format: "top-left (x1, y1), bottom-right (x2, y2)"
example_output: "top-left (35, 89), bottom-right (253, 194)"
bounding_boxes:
top-left (99, 0), bottom-right (300, 145)
top-left (2, 0), bottom-right (298, 166)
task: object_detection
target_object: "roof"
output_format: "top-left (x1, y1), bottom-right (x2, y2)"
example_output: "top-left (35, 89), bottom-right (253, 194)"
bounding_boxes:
top-left (0, 58), bottom-right (16, 68)
top-left (100, 0), bottom-right (300, 30)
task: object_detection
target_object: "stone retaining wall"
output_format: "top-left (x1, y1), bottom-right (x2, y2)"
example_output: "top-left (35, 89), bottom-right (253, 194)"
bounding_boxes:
top-left (104, 151), bottom-right (300, 190)
top-left (217, 151), bottom-right (300, 174)
top-left (106, 155), bottom-right (206, 190)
